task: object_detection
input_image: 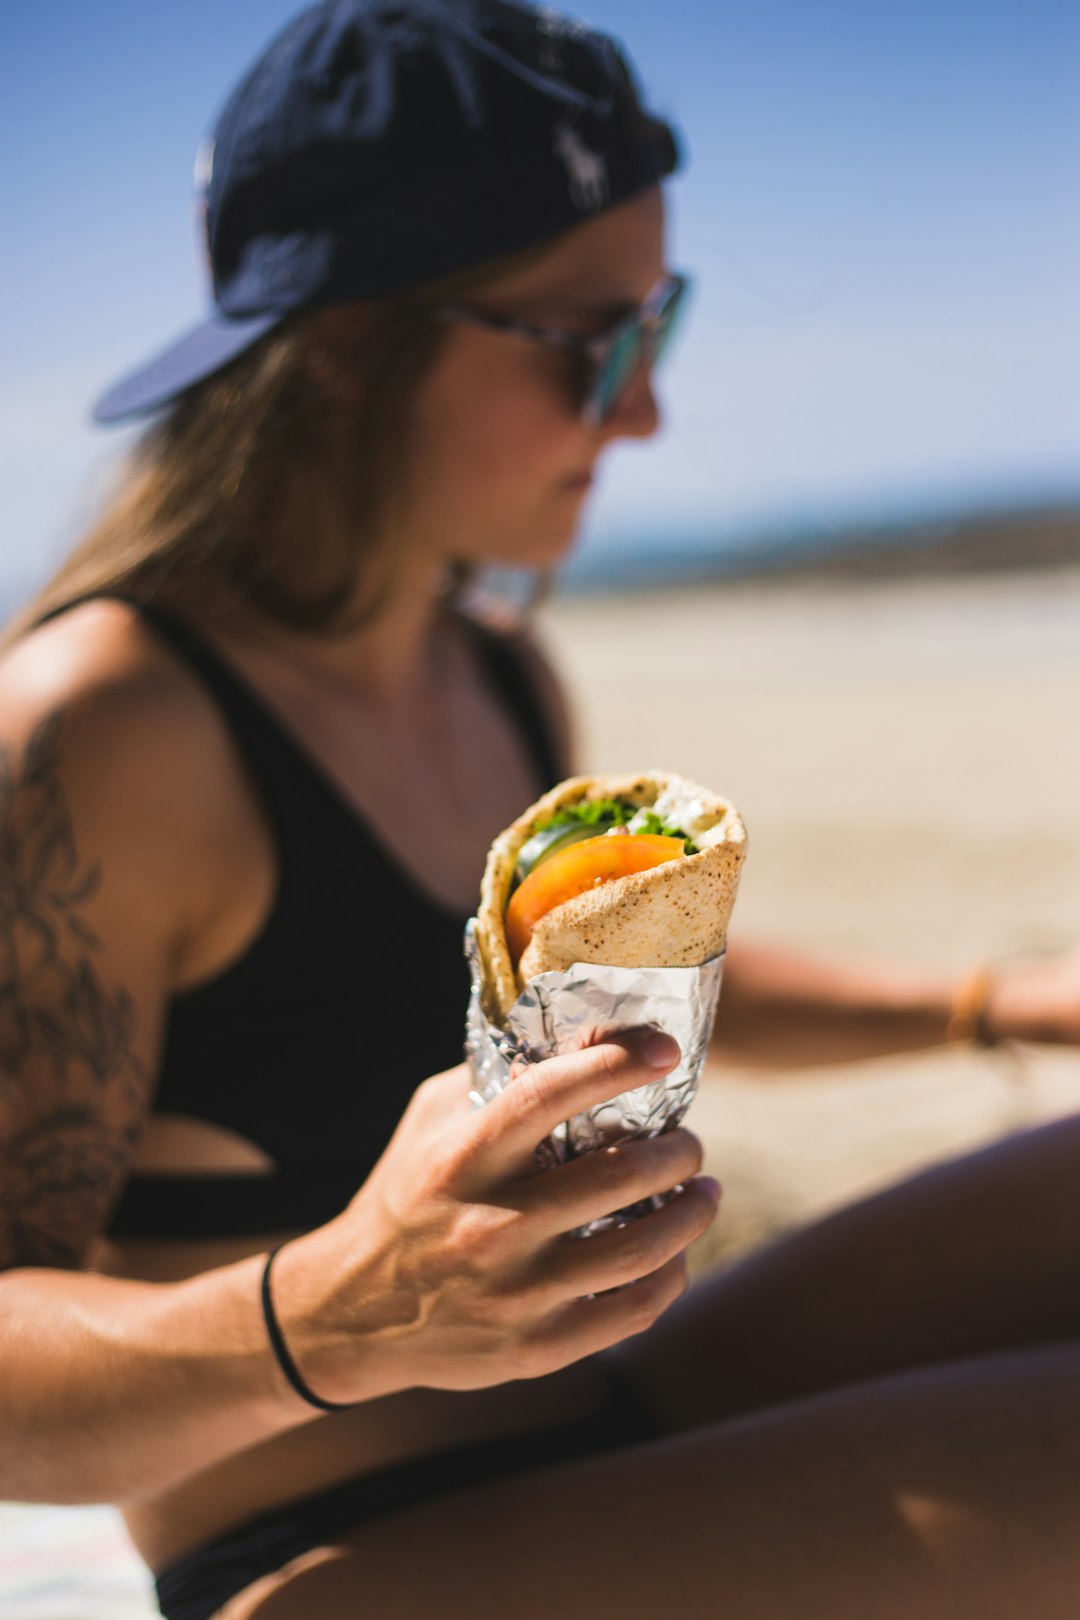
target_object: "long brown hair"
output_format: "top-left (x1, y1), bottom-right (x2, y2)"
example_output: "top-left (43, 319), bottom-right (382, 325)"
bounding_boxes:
top-left (4, 238), bottom-right (560, 650)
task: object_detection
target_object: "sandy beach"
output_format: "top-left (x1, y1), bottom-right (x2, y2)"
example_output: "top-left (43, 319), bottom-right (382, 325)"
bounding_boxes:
top-left (541, 562), bottom-right (1080, 1269)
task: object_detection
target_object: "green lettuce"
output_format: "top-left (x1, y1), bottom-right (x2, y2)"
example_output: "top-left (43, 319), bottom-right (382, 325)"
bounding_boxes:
top-left (535, 799), bottom-right (698, 855)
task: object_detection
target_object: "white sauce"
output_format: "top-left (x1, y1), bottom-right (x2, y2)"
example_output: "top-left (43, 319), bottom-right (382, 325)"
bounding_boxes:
top-left (647, 783), bottom-right (730, 848)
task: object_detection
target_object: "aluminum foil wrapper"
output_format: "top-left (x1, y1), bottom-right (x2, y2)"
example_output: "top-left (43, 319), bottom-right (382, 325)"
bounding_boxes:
top-left (464, 920), bottom-right (724, 1235)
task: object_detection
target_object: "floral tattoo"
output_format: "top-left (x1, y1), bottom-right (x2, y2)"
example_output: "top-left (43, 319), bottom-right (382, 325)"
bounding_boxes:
top-left (0, 711), bottom-right (150, 1267)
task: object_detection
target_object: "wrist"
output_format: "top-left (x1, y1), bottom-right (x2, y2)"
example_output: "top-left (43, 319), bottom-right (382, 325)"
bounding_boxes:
top-left (259, 1220), bottom-right (404, 1410)
top-left (262, 1245), bottom-right (357, 1413)
top-left (946, 963), bottom-right (1000, 1049)
top-left (262, 1225), bottom-right (354, 1411)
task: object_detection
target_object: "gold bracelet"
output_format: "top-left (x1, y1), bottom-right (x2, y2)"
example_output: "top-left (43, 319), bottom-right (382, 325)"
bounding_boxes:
top-left (946, 963), bottom-right (999, 1048)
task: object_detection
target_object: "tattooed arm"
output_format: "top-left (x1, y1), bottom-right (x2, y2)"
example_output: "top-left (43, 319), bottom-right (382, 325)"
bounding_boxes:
top-left (0, 711), bottom-right (155, 1265)
top-left (0, 650), bottom-right (308, 1501)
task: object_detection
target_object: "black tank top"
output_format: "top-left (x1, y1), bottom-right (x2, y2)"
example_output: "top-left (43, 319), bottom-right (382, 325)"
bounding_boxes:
top-left (102, 601), bottom-right (561, 1240)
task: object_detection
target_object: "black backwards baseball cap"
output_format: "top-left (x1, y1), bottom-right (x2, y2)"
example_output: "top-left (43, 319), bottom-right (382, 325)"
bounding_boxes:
top-left (92, 0), bottom-right (683, 424)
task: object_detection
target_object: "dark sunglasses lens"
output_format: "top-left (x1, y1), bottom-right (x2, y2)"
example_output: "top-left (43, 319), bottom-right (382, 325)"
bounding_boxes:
top-left (651, 281), bottom-right (686, 365)
top-left (588, 280), bottom-right (688, 425)
top-left (589, 325), bottom-right (645, 425)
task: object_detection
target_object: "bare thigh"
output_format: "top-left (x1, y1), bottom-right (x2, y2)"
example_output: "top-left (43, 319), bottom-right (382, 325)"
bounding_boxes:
top-left (217, 1340), bottom-right (1080, 1620)
top-left (618, 1111), bottom-right (1080, 1430)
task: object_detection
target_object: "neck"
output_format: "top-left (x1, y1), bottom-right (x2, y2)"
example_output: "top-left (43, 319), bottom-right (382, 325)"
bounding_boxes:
top-left (226, 553), bottom-right (456, 703)
top-left (339, 561), bottom-right (450, 698)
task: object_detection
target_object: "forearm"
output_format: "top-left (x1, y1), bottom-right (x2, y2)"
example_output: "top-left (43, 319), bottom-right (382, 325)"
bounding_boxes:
top-left (711, 938), bottom-right (956, 1069)
top-left (712, 936), bottom-right (1080, 1069)
top-left (0, 1251), bottom-right (305, 1504)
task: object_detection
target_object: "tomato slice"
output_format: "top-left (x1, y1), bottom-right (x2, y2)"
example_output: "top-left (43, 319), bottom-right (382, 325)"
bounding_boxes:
top-left (505, 833), bottom-right (685, 968)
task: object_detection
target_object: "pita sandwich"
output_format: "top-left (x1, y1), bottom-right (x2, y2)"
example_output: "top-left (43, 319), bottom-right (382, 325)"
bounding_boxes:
top-left (475, 770), bottom-right (747, 1022)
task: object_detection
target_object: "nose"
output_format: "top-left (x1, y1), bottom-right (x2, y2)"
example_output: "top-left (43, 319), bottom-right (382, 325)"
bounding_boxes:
top-left (599, 357), bottom-right (661, 443)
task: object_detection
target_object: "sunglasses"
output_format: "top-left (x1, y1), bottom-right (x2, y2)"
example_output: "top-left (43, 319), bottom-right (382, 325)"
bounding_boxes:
top-left (435, 272), bottom-right (690, 427)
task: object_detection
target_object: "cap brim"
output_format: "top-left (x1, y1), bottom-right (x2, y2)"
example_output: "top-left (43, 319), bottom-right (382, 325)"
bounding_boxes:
top-left (92, 310), bottom-right (282, 425)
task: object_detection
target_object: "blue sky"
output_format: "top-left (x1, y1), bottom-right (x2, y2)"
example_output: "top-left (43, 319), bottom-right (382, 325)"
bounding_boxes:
top-left (2, 0), bottom-right (1078, 599)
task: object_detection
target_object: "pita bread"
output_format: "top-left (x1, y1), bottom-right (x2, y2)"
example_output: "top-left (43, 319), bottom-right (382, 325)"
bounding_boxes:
top-left (475, 771), bottom-right (747, 1022)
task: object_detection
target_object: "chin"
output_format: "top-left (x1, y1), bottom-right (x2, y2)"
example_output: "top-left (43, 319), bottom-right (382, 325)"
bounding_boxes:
top-left (466, 516), bottom-right (585, 574)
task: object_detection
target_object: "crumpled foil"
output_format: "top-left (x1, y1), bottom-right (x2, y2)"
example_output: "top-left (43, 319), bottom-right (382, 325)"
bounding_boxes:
top-left (464, 920), bottom-right (725, 1235)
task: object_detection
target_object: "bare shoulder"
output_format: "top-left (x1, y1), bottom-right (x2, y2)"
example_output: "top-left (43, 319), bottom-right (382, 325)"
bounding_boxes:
top-left (0, 596), bottom-right (219, 759)
top-left (459, 596), bottom-right (576, 778)
top-left (0, 600), bottom-right (244, 911)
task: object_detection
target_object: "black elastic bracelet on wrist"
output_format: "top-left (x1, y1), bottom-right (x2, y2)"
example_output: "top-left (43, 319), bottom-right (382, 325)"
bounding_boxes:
top-left (260, 1244), bottom-right (354, 1413)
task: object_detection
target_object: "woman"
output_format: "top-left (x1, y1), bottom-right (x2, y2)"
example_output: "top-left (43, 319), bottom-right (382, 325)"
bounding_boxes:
top-left (2, 4), bottom-right (1080, 1617)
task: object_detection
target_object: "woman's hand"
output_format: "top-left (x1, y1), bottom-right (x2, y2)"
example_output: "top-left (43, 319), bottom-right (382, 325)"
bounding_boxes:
top-left (272, 1033), bottom-right (720, 1406)
top-left (987, 948), bottom-right (1080, 1048)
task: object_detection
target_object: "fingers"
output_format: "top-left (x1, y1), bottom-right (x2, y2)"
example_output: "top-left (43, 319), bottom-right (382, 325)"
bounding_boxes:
top-left (529, 1253), bottom-right (693, 1368)
top-left (469, 1031), bottom-right (680, 1180)
top-left (523, 1180), bottom-right (720, 1369)
top-left (538, 1176), bottom-right (720, 1301)
top-left (515, 1128), bottom-right (706, 1239)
